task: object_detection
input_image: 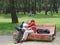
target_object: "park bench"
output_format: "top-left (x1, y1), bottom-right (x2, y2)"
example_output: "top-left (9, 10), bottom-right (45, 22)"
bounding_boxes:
top-left (13, 24), bottom-right (56, 43)
top-left (28, 24), bottom-right (56, 41)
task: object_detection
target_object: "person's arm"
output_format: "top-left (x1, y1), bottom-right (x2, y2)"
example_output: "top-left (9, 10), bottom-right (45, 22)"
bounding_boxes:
top-left (28, 22), bottom-right (34, 27)
top-left (28, 22), bottom-right (36, 28)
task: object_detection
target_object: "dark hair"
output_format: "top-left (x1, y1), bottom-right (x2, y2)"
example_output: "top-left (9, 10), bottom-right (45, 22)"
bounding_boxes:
top-left (20, 21), bottom-right (24, 28)
top-left (31, 20), bottom-right (35, 22)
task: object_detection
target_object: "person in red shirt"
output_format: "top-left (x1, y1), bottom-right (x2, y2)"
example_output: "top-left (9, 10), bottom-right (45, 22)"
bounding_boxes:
top-left (20, 20), bottom-right (36, 42)
top-left (28, 20), bottom-right (36, 33)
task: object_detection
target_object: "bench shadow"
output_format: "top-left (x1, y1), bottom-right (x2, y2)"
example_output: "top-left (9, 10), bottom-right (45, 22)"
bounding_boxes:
top-left (21, 40), bottom-right (53, 43)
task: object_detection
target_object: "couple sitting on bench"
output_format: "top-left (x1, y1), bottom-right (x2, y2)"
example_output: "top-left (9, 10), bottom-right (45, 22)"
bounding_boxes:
top-left (16, 20), bottom-right (36, 42)
top-left (16, 20), bottom-right (50, 42)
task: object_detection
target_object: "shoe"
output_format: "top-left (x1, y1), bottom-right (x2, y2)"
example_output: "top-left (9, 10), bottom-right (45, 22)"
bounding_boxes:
top-left (20, 39), bottom-right (25, 42)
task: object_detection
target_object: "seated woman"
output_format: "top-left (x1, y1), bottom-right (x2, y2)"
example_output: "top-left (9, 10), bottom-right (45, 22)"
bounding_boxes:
top-left (20, 20), bottom-right (36, 42)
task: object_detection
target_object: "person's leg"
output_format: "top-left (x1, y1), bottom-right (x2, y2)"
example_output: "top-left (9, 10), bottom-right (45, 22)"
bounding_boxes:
top-left (16, 31), bottom-right (23, 43)
top-left (21, 30), bottom-right (34, 41)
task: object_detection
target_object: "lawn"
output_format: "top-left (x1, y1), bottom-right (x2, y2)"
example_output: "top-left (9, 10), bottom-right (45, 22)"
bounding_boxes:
top-left (0, 12), bottom-right (60, 34)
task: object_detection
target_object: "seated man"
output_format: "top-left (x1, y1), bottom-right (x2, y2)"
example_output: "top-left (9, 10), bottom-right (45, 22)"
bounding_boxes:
top-left (15, 21), bottom-right (28, 43)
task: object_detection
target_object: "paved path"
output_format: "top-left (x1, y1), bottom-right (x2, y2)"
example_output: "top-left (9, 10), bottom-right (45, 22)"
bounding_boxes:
top-left (0, 32), bottom-right (60, 45)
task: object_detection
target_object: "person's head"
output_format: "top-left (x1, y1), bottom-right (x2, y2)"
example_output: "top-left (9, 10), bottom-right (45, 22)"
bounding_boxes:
top-left (27, 20), bottom-right (31, 24)
top-left (22, 21), bottom-right (24, 24)
top-left (27, 20), bottom-right (35, 24)
top-left (31, 20), bottom-right (35, 22)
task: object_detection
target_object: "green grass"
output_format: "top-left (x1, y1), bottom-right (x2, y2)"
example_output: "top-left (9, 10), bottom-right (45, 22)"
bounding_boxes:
top-left (0, 12), bottom-right (60, 34)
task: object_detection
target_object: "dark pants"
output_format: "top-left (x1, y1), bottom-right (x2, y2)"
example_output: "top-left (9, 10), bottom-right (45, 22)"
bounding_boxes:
top-left (15, 26), bottom-right (24, 42)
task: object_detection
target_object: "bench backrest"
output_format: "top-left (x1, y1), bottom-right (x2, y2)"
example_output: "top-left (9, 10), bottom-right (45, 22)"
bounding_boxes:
top-left (36, 24), bottom-right (56, 34)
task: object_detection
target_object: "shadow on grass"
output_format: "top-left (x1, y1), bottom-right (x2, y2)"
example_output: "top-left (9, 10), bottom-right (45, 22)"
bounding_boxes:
top-left (0, 23), bottom-right (19, 35)
top-left (0, 12), bottom-right (60, 19)
top-left (0, 12), bottom-right (28, 18)
top-left (0, 23), bottom-right (18, 30)
top-left (31, 13), bottom-right (60, 18)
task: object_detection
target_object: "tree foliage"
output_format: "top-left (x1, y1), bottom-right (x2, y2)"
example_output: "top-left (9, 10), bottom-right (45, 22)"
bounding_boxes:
top-left (0, 0), bottom-right (59, 23)
top-left (0, 0), bottom-right (59, 14)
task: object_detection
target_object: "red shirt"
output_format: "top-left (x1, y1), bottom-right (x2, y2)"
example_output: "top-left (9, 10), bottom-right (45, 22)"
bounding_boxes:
top-left (28, 22), bottom-right (36, 33)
